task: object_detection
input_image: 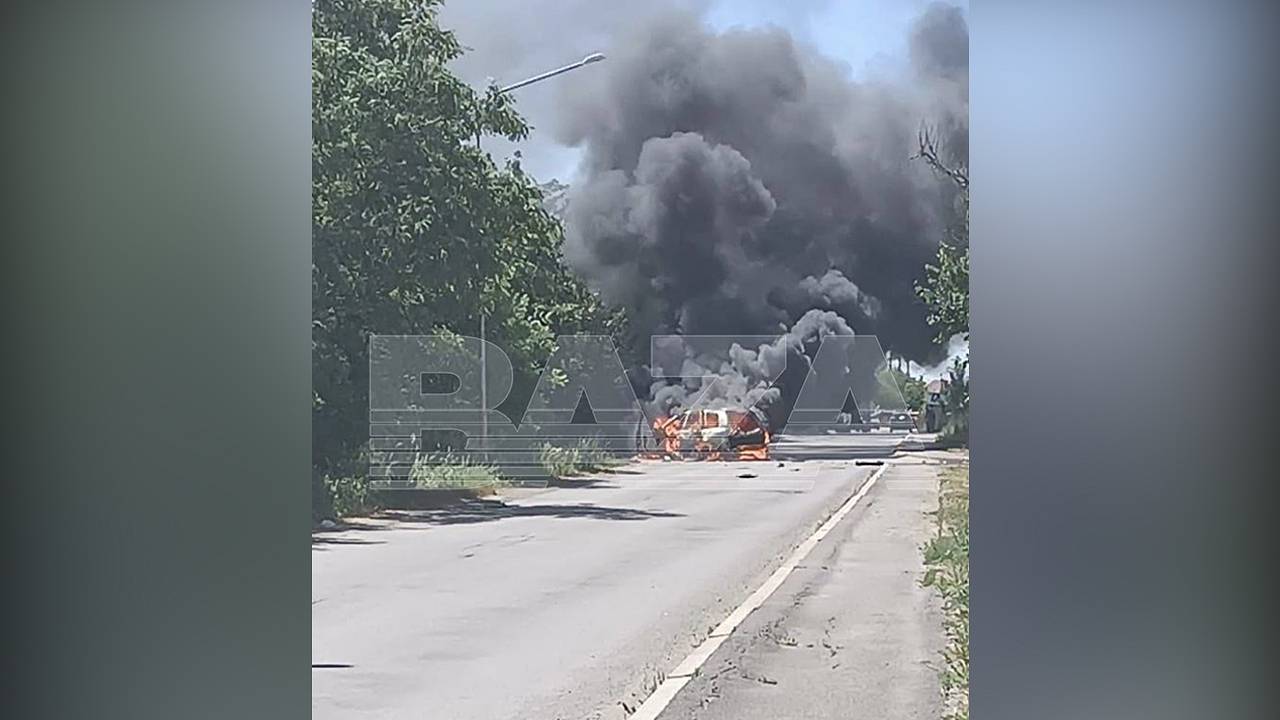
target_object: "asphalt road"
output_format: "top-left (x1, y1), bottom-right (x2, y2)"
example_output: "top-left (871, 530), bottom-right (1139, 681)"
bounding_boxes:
top-left (654, 460), bottom-right (944, 720)
top-left (312, 433), bottom-right (912, 720)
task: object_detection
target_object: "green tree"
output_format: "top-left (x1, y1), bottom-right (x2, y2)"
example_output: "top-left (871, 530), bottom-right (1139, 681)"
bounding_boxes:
top-left (914, 126), bottom-right (969, 447)
top-left (890, 367), bottom-right (928, 410)
top-left (941, 357), bottom-right (969, 445)
top-left (914, 126), bottom-right (969, 344)
top-left (312, 0), bottom-right (610, 513)
top-left (874, 365), bottom-right (927, 410)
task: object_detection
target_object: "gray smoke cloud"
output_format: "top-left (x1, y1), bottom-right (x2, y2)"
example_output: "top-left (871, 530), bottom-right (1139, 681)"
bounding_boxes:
top-left (797, 269), bottom-right (883, 325)
top-left (641, 308), bottom-right (867, 428)
top-left (561, 131), bottom-right (779, 337)
top-left (557, 3), bottom-right (968, 365)
top-left (910, 2), bottom-right (970, 159)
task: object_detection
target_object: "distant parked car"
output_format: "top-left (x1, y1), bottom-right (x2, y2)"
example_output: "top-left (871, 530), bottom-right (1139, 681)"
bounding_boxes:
top-left (867, 409), bottom-right (914, 432)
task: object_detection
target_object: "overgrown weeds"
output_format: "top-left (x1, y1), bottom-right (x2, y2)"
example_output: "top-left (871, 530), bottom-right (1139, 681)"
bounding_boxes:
top-left (319, 474), bottom-right (375, 520)
top-left (923, 464), bottom-right (969, 720)
top-left (409, 452), bottom-right (505, 489)
top-left (938, 413), bottom-right (969, 448)
top-left (538, 437), bottom-right (623, 479)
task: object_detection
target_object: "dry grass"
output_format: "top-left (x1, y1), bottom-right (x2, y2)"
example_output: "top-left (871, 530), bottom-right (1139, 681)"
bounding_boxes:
top-left (923, 463), bottom-right (969, 720)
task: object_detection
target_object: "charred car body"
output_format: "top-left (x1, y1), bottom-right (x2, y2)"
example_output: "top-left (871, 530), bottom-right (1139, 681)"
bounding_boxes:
top-left (646, 406), bottom-right (771, 460)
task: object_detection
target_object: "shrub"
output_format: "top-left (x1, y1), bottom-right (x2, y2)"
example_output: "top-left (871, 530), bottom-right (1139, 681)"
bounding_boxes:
top-left (939, 412), bottom-right (969, 447)
top-left (538, 443), bottom-right (581, 478)
top-left (539, 437), bottom-right (621, 478)
top-left (940, 357), bottom-right (969, 447)
top-left (320, 474), bottom-right (374, 520)
top-left (409, 453), bottom-right (503, 489)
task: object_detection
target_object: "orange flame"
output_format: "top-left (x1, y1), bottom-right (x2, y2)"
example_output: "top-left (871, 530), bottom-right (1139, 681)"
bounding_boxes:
top-left (643, 415), bottom-right (682, 458)
top-left (736, 430), bottom-right (770, 461)
top-left (641, 411), bottom-right (771, 462)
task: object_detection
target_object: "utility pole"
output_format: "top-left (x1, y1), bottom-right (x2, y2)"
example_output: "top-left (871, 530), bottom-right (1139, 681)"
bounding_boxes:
top-left (473, 53), bottom-right (605, 459)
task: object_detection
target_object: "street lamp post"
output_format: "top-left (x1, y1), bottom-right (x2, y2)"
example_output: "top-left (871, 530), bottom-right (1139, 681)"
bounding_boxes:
top-left (475, 53), bottom-right (605, 460)
top-left (497, 52), bottom-right (606, 94)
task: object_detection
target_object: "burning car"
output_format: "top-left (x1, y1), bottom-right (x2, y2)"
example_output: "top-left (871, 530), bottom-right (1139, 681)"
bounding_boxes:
top-left (648, 407), bottom-right (771, 461)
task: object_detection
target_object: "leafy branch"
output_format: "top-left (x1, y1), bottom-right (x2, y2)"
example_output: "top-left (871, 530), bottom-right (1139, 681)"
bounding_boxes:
top-left (913, 123), bottom-right (969, 343)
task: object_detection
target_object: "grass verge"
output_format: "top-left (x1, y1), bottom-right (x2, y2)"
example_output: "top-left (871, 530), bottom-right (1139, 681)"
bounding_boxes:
top-left (923, 463), bottom-right (969, 720)
top-left (410, 452), bottom-right (506, 490)
top-left (538, 437), bottom-right (625, 479)
top-left (316, 453), bottom-right (512, 522)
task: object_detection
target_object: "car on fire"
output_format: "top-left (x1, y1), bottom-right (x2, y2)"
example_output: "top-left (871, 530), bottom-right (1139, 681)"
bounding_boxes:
top-left (652, 406), bottom-right (771, 459)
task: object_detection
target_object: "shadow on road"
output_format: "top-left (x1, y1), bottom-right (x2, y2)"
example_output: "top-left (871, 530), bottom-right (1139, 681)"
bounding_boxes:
top-left (379, 500), bottom-right (684, 526)
top-left (544, 467), bottom-right (647, 489)
top-left (546, 476), bottom-right (618, 490)
top-left (311, 536), bottom-right (389, 550)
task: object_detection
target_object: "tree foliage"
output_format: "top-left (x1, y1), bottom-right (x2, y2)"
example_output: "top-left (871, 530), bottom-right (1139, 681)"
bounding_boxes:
top-left (878, 367), bottom-right (927, 410)
top-left (942, 357), bottom-right (969, 444)
top-left (312, 0), bottom-right (611, 499)
top-left (914, 126), bottom-right (969, 344)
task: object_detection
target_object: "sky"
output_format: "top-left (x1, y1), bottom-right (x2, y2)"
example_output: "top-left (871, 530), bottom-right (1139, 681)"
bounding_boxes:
top-left (705, 0), bottom-right (967, 78)
top-left (439, 0), bottom-right (968, 183)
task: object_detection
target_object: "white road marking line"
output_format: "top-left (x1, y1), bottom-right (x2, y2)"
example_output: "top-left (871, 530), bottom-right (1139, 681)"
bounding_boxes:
top-left (626, 463), bottom-right (891, 720)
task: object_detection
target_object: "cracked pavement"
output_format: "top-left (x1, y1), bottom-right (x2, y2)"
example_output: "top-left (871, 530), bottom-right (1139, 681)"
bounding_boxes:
top-left (655, 461), bottom-right (945, 720)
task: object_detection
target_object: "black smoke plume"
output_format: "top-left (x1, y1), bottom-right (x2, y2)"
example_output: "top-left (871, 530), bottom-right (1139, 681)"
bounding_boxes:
top-left (548, 4), bottom-right (969, 425)
top-left (557, 3), bottom-right (968, 370)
